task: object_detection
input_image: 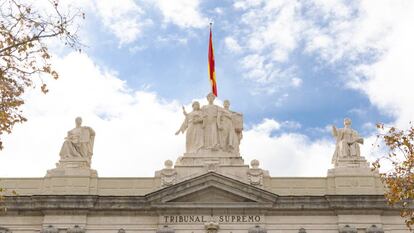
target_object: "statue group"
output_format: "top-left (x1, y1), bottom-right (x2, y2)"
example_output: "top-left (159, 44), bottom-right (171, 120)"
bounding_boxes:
top-left (175, 93), bottom-right (243, 154)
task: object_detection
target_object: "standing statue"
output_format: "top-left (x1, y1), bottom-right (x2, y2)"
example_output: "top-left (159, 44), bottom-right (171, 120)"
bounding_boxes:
top-left (59, 117), bottom-right (95, 165)
top-left (201, 93), bottom-right (220, 150)
top-left (331, 118), bottom-right (363, 165)
top-left (175, 101), bottom-right (204, 153)
top-left (218, 100), bottom-right (239, 152)
top-left (230, 104), bottom-right (243, 152)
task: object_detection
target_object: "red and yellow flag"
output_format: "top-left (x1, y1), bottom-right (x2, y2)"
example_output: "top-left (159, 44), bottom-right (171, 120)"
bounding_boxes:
top-left (208, 25), bottom-right (217, 96)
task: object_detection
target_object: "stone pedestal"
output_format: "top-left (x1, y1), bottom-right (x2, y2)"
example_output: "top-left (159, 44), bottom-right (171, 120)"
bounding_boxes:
top-left (155, 150), bottom-right (271, 188)
top-left (46, 157), bottom-right (97, 177)
top-left (332, 157), bottom-right (370, 169)
top-left (43, 158), bottom-right (98, 195)
top-left (327, 156), bottom-right (383, 195)
top-left (174, 151), bottom-right (249, 183)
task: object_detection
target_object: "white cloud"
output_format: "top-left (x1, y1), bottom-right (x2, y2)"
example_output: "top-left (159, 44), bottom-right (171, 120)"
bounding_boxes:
top-left (224, 37), bottom-right (242, 53)
top-left (242, 119), bottom-right (333, 176)
top-left (301, 0), bottom-right (414, 128)
top-left (32, 0), bottom-right (152, 46)
top-left (232, 0), bottom-right (306, 94)
top-left (154, 0), bottom-right (208, 28)
top-left (94, 0), bottom-right (151, 45)
top-left (214, 7), bottom-right (224, 15)
top-left (233, 0), bottom-right (263, 10)
top-left (0, 52), bottom-right (184, 177)
top-left (249, 118), bottom-right (281, 134)
top-left (156, 35), bottom-right (188, 45)
top-left (0, 52), bottom-right (337, 178)
top-left (230, 0), bottom-right (414, 130)
top-left (291, 77), bottom-right (302, 87)
top-left (347, 2), bottom-right (414, 128)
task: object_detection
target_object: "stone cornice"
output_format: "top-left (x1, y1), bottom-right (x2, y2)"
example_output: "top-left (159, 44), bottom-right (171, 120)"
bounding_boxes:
top-left (0, 194), bottom-right (397, 216)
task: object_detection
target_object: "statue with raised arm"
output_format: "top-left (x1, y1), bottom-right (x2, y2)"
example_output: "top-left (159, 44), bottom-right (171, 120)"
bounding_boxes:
top-left (218, 100), bottom-right (239, 153)
top-left (59, 117), bottom-right (95, 165)
top-left (331, 118), bottom-right (363, 165)
top-left (175, 101), bottom-right (204, 153)
top-left (201, 93), bottom-right (220, 150)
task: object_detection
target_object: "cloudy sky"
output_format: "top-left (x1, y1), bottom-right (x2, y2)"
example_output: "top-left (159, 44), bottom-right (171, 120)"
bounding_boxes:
top-left (1, 0), bottom-right (413, 177)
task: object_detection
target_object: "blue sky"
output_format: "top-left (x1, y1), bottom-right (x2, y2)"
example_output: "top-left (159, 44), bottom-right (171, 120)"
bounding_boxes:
top-left (82, 0), bottom-right (391, 138)
top-left (0, 0), bottom-right (413, 177)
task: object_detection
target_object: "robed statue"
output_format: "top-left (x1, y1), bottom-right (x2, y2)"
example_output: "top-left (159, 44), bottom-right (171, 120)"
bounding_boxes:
top-left (175, 93), bottom-right (243, 155)
top-left (331, 118), bottom-right (363, 165)
top-left (218, 100), bottom-right (240, 153)
top-left (175, 101), bottom-right (204, 153)
top-left (201, 93), bottom-right (221, 150)
top-left (59, 117), bottom-right (95, 164)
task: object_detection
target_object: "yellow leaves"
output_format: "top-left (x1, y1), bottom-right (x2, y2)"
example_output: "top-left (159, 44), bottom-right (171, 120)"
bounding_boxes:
top-left (51, 70), bottom-right (59, 80)
top-left (0, 0), bottom-right (84, 150)
top-left (40, 83), bottom-right (48, 93)
top-left (376, 122), bottom-right (414, 229)
top-left (41, 52), bottom-right (50, 59)
top-left (42, 65), bottom-right (51, 73)
top-left (0, 1), bottom-right (80, 150)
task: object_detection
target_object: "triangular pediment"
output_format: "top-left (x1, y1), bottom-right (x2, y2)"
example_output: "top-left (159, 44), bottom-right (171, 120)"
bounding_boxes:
top-left (170, 186), bottom-right (256, 203)
top-left (146, 172), bottom-right (278, 206)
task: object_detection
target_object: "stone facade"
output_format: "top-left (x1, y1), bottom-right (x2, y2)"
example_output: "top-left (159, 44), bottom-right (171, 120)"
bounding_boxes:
top-left (0, 169), bottom-right (408, 232)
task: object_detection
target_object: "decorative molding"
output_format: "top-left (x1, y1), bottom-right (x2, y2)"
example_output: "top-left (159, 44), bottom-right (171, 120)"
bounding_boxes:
top-left (67, 225), bottom-right (85, 233)
top-left (339, 225), bottom-right (357, 233)
top-left (366, 225), bottom-right (384, 233)
top-left (298, 228), bottom-right (306, 233)
top-left (248, 225), bottom-right (267, 233)
top-left (160, 160), bottom-right (177, 187)
top-left (204, 221), bottom-right (219, 233)
top-left (41, 225), bottom-right (58, 233)
top-left (156, 225), bottom-right (174, 233)
top-left (0, 227), bottom-right (11, 233)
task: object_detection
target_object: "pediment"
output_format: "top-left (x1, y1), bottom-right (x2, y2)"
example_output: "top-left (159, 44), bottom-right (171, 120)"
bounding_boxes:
top-left (146, 172), bottom-right (278, 205)
top-left (170, 186), bottom-right (256, 203)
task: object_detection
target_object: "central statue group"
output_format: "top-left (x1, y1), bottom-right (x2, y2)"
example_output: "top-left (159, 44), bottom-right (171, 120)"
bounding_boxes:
top-left (175, 93), bottom-right (243, 155)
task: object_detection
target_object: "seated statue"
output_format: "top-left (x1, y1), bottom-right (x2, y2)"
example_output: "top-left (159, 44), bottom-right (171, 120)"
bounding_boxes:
top-left (331, 118), bottom-right (363, 165)
top-left (59, 117), bottom-right (95, 165)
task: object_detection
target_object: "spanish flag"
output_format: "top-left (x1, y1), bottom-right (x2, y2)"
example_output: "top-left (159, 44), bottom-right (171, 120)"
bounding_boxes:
top-left (208, 25), bottom-right (217, 96)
